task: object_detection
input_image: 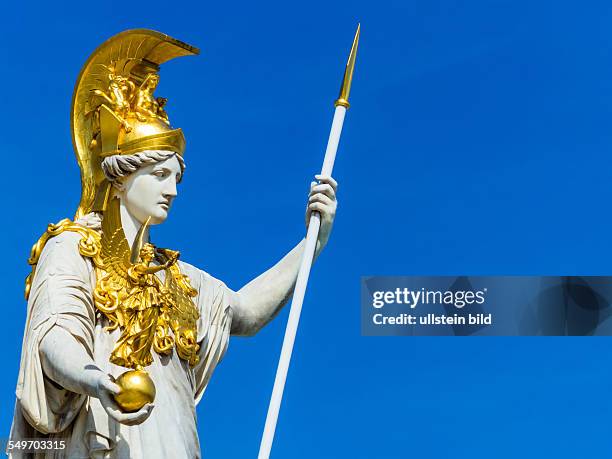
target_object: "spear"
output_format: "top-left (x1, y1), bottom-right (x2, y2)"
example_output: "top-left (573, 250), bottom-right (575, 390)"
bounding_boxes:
top-left (258, 24), bottom-right (360, 459)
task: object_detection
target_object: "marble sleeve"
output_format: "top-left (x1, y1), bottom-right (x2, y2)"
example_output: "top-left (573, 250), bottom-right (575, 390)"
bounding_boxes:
top-left (14, 231), bottom-right (97, 434)
top-left (189, 268), bottom-right (234, 405)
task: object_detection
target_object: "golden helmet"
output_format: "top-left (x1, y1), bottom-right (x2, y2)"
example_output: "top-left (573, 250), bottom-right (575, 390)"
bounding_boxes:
top-left (71, 29), bottom-right (199, 218)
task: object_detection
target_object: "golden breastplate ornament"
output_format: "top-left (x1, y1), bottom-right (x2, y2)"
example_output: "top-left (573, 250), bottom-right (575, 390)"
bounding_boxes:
top-left (26, 198), bottom-right (201, 371)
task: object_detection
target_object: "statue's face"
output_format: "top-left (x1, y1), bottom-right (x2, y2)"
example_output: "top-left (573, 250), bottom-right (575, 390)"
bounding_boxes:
top-left (148, 75), bottom-right (159, 89)
top-left (119, 153), bottom-right (182, 225)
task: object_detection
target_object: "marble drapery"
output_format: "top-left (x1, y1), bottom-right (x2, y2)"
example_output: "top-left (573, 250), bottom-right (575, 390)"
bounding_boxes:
top-left (9, 231), bottom-right (233, 458)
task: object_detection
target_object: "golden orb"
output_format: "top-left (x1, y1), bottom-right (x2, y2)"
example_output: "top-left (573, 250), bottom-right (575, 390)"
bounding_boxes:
top-left (113, 370), bottom-right (156, 412)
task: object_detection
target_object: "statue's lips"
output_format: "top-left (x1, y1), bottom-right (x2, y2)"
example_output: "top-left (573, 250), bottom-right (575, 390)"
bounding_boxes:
top-left (158, 201), bottom-right (170, 210)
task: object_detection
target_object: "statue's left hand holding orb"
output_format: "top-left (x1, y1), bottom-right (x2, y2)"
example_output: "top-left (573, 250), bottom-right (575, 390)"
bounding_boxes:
top-left (95, 373), bottom-right (155, 425)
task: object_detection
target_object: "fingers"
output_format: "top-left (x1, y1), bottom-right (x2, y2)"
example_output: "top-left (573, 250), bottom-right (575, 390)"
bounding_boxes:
top-left (100, 390), bottom-right (155, 425)
top-left (315, 174), bottom-right (338, 193)
top-left (115, 403), bottom-right (155, 426)
top-left (309, 183), bottom-right (336, 201)
top-left (98, 387), bottom-right (123, 418)
top-left (97, 373), bottom-right (154, 426)
top-left (309, 175), bottom-right (338, 214)
top-left (309, 193), bottom-right (333, 207)
top-left (308, 188), bottom-right (337, 215)
top-left (307, 202), bottom-right (333, 215)
top-left (306, 175), bottom-right (338, 230)
top-left (99, 376), bottom-right (121, 395)
top-left (306, 194), bottom-right (336, 218)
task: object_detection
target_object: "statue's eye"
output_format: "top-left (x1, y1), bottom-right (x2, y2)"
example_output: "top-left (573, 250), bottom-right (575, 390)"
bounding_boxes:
top-left (153, 170), bottom-right (168, 178)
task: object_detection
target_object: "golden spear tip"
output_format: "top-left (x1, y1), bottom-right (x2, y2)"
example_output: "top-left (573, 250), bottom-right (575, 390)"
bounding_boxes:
top-left (335, 23), bottom-right (361, 109)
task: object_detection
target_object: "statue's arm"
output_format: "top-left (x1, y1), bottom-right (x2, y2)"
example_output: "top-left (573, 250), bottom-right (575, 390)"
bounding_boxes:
top-left (39, 328), bottom-right (153, 425)
top-left (230, 175), bottom-right (337, 336)
top-left (39, 327), bottom-right (106, 398)
top-left (231, 239), bottom-right (308, 335)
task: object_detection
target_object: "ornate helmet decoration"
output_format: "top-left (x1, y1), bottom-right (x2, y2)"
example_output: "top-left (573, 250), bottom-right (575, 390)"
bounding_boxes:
top-left (71, 29), bottom-right (199, 219)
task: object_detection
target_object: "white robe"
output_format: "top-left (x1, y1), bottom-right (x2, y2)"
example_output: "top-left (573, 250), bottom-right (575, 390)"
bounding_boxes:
top-left (9, 231), bottom-right (233, 458)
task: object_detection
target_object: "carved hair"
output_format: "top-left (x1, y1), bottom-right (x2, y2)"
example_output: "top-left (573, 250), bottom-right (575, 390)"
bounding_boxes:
top-left (76, 150), bottom-right (186, 229)
top-left (101, 150), bottom-right (186, 183)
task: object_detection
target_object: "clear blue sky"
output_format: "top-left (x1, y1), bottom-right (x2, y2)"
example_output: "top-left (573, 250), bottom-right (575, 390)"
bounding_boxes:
top-left (3, 1), bottom-right (612, 457)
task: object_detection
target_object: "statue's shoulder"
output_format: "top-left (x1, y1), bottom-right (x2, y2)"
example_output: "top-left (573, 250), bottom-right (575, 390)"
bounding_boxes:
top-left (154, 248), bottom-right (219, 294)
top-left (172, 255), bottom-right (231, 298)
top-left (28, 218), bottom-right (102, 263)
top-left (25, 218), bottom-right (102, 299)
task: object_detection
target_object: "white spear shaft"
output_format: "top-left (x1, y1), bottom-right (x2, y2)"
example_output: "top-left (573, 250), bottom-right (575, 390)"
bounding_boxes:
top-left (258, 24), bottom-right (360, 459)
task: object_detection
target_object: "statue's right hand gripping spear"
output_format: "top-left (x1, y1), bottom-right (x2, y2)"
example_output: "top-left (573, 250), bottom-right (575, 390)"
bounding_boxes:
top-left (258, 24), bottom-right (360, 459)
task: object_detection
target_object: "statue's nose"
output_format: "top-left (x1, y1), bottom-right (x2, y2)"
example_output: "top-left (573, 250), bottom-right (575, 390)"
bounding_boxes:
top-left (163, 181), bottom-right (177, 199)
